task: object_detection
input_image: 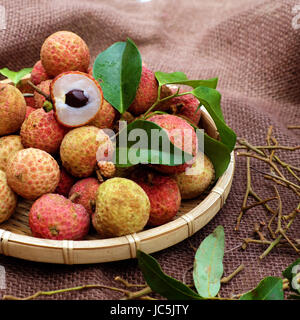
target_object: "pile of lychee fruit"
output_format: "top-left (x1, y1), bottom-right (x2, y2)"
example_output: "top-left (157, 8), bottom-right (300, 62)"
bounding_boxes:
top-left (0, 31), bottom-right (215, 241)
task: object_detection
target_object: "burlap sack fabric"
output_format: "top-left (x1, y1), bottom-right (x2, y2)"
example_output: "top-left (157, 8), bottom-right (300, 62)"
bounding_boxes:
top-left (0, 0), bottom-right (299, 299)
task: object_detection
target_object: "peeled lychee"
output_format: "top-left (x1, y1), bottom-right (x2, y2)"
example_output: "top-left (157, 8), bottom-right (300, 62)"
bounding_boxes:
top-left (29, 193), bottom-right (90, 240)
top-left (131, 169), bottom-right (181, 226)
top-left (173, 152), bottom-right (215, 199)
top-left (30, 60), bottom-right (50, 85)
top-left (92, 178), bottom-right (150, 238)
top-left (60, 126), bottom-right (113, 178)
top-left (55, 168), bottom-right (76, 197)
top-left (89, 99), bottom-right (117, 129)
top-left (33, 79), bottom-right (51, 109)
top-left (51, 71), bottom-right (103, 127)
top-left (0, 135), bottom-right (24, 172)
top-left (6, 148), bottom-right (60, 200)
top-left (0, 84), bottom-right (26, 136)
top-left (128, 66), bottom-right (158, 115)
top-left (20, 108), bottom-right (67, 154)
top-left (147, 114), bottom-right (198, 174)
top-left (41, 31), bottom-right (90, 77)
top-left (0, 170), bottom-right (17, 224)
top-left (69, 177), bottom-right (100, 215)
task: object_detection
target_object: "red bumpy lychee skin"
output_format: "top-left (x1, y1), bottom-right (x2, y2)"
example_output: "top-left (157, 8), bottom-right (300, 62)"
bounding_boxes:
top-left (33, 79), bottom-right (51, 109)
top-left (20, 108), bottom-right (67, 154)
top-left (29, 193), bottom-right (90, 240)
top-left (55, 168), bottom-right (76, 197)
top-left (0, 135), bottom-right (24, 172)
top-left (69, 177), bottom-right (100, 215)
top-left (31, 60), bottom-right (51, 85)
top-left (128, 66), bottom-right (158, 115)
top-left (131, 169), bottom-right (181, 226)
top-left (25, 106), bottom-right (35, 118)
top-left (41, 31), bottom-right (90, 77)
top-left (147, 114), bottom-right (198, 174)
top-left (89, 99), bottom-right (117, 129)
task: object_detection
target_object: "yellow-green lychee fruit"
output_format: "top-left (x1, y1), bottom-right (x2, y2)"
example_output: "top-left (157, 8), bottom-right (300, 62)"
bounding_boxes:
top-left (6, 148), bottom-right (60, 200)
top-left (173, 152), bottom-right (215, 199)
top-left (60, 126), bottom-right (113, 178)
top-left (41, 31), bottom-right (90, 77)
top-left (0, 135), bottom-right (24, 172)
top-left (0, 170), bottom-right (17, 224)
top-left (0, 83), bottom-right (26, 136)
top-left (92, 178), bottom-right (150, 238)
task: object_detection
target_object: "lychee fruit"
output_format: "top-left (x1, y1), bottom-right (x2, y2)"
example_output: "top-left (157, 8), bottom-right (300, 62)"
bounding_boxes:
top-left (50, 71), bottom-right (103, 127)
top-left (147, 114), bottom-right (198, 174)
top-left (20, 108), bottom-right (67, 154)
top-left (173, 152), bottom-right (215, 199)
top-left (128, 66), bottom-right (158, 115)
top-left (97, 161), bottom-right (116, 179)
top-left (0, 135), bottom-right (24, 172)
top-left (92, 177), bottom-right (150, 238)
top-left (60, 126), bottom-right (113, 178)
top-left (0, 170), bottom-right (18, 224)
top-left (69, 177), bottom-right (100, 215)
top-left (0, 83), bottom-right (26, 136)
top-left (33, 79), bottom-right (51, 109)
top-left (25, 106), bottom-right (35, 118)
top-left (41, 31), bottom-right (90, 77)
top-left (30, 60), bottom-right (50, 85)
top-left (89, 99), bottom-right (117, 129)
top-left (131, 169), bottom-right (181, 226)
top-left (29, 193), bottom-right (90, 240)
top-left (6, 148), bottom-right (60, 200)
top-left (55, 168), bottom-right (76, 197)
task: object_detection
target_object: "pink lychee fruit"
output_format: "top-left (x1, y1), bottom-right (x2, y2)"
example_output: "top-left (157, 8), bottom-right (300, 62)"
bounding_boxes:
top-left (173, 152), bottom-right (215, 199)
top-left (55, 168), bottom-right (76, 197)
top-left (0, 170), bottom-right (18, 224)
top-left (0, 83), bottom-right (26, 136)
top-left (60, 126), bottom-right (113, 178)
top-left (29, 193), bottom-right (90, 240)
top-left (33, 79), bottom-right (51, 109)
top-left (30, 60), bottom-right (51, 85)
top-left (25, 106), bottom-right (36, 118)
top-left (89, 99), bottom-right (117, 129)
top-left (50, 71), bottom-right (103, 128)
top-left (40, 31), bottom-right (90, 77)
top-left (131, 169), bottom-right (181, 226)
top-left (128, 66), bottom-right (158, 115)
top-left (147, 114), bottom-right (198, 174)
top-left (6, 148), bottom-right (60, 200)
top-left (0, 135), bottom-right (24, 172)
top-left (69, 177), bottom-right (100, 215)
top-left (20, 108), bottom-right (67, 154)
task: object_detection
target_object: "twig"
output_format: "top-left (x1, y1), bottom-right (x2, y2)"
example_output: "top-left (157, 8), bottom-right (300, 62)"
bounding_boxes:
top-left (114, 276), bottom-right (147, 288)
top-left (235, 145), bottom-right (300, 151)
top-left (27, 80), bottom-right (51, 101)
top-left (221, 265), bottom-right (245, 284)
top-left (242, 197), bottom-right (277, 212)
top-left (120, 286), bottom-right (152, 300)
top-left (287, 125), bottom-right (300, 129)
top-left (273, 186), bottom-right (282, 234)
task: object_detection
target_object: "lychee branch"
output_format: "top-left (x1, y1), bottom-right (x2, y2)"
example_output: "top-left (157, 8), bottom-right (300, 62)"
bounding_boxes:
top-left (27, 80), bottom-right (51, 102)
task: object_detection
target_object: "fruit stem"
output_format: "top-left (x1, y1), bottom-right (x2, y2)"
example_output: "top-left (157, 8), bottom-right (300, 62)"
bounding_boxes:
top-left (27, 80), bottom-right (52, 102)
top-left (69, 192), bottom-right (80, 202)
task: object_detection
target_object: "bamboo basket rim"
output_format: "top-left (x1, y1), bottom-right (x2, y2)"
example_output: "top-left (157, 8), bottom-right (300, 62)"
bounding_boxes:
top-left (0, 76), bottom-right (235, 264)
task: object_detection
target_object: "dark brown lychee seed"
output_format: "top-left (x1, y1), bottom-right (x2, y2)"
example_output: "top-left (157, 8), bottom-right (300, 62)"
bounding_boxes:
top-left (65, 89), bottom-right (88, 108)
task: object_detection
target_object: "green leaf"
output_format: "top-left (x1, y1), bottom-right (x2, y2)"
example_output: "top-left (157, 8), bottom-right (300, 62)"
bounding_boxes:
top-left (192, 86), bottom-right (236, 152)
top-left (114, 119), bottom-right (194, 167)
top-left (203, 133), bottom-right (231, 179)
top-left (0, 67), bottom-right (33, 86)
top-left (282, 258), bottom-right (300, 294)
top-left (137, 250), bottom-right (203, 300)
top-left (93, 38), bottom-right (142, 114)
top-left (193, 225), bottom-right (225, 298)
top-left (155, 71), bottom-right (218, 89)
top-left (239, 277), bottom-right (284, 300)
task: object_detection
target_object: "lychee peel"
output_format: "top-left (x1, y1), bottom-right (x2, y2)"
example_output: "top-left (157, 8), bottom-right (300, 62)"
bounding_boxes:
top-left (55, 168), bottom-right (76, 197)
top-left (0, 84), bottom-right (26, 136)
top-left (21, 108), bottom-right (67, 154)
top-left (128, 66), bottom-right (158, 115)
top-left (33, 79), bottom-right (51, 109)
top-left (69, 177), bottom-right (100, 215)
top-left (92, 178), bottom-right (150, 238)
top-left (41, 31), bottom-right (90, 77)
top-left (173, 152), bottom-right (215, 199)
top-left (6, 148), bottom-right (60, 200)
top-left (0, 135), bottom-right (24, 172)
top-left (29, 193), bottom-right (90, 240)
top-left (131, 169), bottom-right (181, 226)
top-left (89, 99), bottom-right (116, 129)
top-left (31, 60), bottom-right (50, 85)
top-left (0, 170), bottom-right (17, 224)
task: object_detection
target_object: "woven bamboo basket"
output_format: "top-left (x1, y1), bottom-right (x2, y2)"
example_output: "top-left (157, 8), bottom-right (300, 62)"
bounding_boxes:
top-left (0, 77), bottom-right (235, 264)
